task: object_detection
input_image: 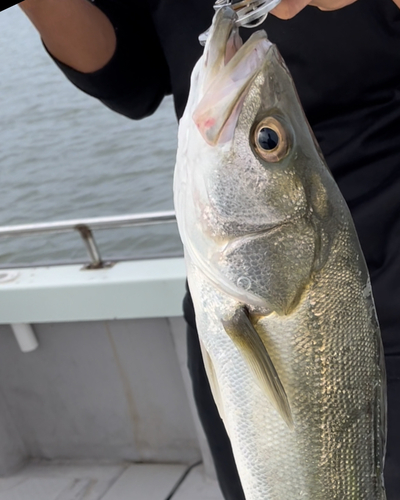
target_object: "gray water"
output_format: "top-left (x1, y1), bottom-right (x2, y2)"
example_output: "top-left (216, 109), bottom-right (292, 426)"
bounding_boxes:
top-left (0, 6), bottom-right (182, 266)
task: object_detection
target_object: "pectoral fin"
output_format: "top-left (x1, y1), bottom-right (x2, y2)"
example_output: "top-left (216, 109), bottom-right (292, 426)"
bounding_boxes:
top-left (222, 308), bottom-right (293, 429)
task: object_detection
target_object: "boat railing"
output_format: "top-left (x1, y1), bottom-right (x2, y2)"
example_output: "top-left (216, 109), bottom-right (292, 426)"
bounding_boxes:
top-left (0, 211), bottom-right (178, 269)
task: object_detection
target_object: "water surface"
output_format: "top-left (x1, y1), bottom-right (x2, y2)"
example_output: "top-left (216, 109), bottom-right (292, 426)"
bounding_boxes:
top-left (0, 6), bottom-right (181, 266)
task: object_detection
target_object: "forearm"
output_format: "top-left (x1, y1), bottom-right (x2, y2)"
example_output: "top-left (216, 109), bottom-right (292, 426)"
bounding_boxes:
top-left (19, 0), bottom-right (116, 73)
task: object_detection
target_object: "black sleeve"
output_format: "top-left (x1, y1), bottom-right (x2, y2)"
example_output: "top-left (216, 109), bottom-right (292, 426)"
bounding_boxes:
top-left (47, 0), bottom-right (171, 120)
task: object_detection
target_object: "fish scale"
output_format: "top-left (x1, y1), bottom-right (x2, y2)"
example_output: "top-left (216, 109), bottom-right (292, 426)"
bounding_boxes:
top-left (174, 6), bottom-right (386, 499)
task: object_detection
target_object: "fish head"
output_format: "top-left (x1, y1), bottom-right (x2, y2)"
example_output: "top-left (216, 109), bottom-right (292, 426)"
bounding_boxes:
top-left (175, 7), bottom-right (344, 313)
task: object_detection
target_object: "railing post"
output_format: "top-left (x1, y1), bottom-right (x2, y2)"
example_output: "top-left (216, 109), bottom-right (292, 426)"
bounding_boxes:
top-left (0, 211), bottom-right (179, 268)
top-left (75, 224), bottom-right (103, 268)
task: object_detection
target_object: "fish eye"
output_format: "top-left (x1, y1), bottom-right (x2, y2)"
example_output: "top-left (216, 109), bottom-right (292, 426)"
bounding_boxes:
top-left (258, 127), bottom-right (279, 150)
top-left (253, 117), bottom-right (289, 162)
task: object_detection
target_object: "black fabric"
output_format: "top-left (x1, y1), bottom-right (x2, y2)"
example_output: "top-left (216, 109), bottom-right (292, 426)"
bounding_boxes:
top-left (49, 0), bottom-right (400, 497)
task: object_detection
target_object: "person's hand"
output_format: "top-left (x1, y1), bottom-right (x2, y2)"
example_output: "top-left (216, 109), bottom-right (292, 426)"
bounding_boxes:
top-left (271, 0), bottom-right (358, 19)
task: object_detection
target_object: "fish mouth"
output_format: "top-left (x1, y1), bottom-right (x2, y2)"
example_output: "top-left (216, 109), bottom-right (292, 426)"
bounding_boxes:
top-left (193, 7), bottom-right (272, 146)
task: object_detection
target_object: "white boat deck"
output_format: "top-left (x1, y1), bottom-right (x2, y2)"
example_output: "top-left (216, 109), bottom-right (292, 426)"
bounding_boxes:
top-left (0, 258), bottom-right (224, 500)
top-left (0, 462), bottom-right (224, 500)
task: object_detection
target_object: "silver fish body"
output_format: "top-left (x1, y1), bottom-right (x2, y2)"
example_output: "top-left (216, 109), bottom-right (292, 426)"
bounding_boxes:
top-left (174, 7), bottom-right (386, 499)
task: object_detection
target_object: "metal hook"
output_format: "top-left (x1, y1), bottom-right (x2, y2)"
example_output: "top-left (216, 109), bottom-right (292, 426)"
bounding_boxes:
top-left (199, 0), bottom-right (281, 45)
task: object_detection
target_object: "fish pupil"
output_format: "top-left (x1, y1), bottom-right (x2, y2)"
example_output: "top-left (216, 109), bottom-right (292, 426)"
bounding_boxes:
top-left (258, 127), bottom-right (279, 150)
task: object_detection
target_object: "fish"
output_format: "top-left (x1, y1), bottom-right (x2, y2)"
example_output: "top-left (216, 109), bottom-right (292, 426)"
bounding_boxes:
top-left (173, 6), bottom-right (387, 499)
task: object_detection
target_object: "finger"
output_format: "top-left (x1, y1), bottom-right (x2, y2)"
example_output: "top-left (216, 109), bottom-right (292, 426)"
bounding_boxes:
top-left (270, 0), bottom-right (311, 19)
top-left (308, 0), bottom-right (357, 10)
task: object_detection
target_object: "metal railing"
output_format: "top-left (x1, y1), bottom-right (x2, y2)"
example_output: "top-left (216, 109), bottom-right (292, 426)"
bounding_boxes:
top-left (0, 211), bottom-right (178, 269)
